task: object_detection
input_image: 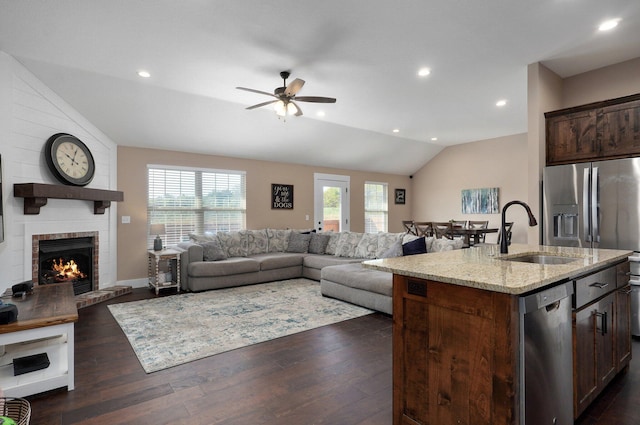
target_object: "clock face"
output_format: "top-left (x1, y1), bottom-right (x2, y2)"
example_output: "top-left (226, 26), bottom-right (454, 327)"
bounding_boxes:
top-left (45, 134), bottom-right (95, 186)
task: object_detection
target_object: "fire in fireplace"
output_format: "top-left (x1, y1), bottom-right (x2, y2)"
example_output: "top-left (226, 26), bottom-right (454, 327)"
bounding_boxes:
top-left (39, 237), bottom-right (94, 295)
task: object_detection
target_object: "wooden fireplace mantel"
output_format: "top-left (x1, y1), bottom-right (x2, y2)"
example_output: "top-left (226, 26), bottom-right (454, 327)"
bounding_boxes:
top-left (14, 183), bottom-right (124, 215)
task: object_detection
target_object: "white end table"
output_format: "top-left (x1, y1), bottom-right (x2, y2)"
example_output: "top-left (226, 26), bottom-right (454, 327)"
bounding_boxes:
top-left (147, 248), bottom-right (182, 295)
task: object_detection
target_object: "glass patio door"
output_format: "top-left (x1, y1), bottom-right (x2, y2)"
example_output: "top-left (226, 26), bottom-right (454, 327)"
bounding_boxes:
top-left (314, 173), bottom-right (350, 232)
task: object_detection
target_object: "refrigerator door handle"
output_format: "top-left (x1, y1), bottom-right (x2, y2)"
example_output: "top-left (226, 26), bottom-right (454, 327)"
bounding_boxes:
top-left (592, 166), bottom-right (600, 243)
top-left (584, 168), bottom-right (591, 242)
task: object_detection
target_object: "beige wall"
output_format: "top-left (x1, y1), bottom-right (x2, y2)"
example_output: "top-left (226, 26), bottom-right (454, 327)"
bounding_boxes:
top-left (117, 146), bottom-right (411, 280)
top-left (562, 57), bottom-right (640, 107)
top-left (410, 133), bottom-right (529, 244)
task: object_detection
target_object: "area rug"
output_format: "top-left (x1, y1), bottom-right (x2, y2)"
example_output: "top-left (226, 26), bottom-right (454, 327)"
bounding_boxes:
top-left (108, 279), bottom-right (373, 373)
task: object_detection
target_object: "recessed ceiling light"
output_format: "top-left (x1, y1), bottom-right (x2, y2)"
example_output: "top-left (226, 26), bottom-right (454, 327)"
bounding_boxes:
top-left (417, 67), bottom-right (431, 77)
top-left (599, 19), bottom-right (621, 31)
top-left (137, 70), bottom-right (151, 78)
top-left (431, 137), bottom-right (438, 141)
top-left (316, 111), bottom-right (326, 117)
top-left (393, 129), bottom-right (400, 133)
top-left (496, 99), bottom-right (507, 107)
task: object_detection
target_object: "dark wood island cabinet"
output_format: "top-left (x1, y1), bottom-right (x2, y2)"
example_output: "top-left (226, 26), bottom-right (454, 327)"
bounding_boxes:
top-left (364, 244), bottom-right (632, 425)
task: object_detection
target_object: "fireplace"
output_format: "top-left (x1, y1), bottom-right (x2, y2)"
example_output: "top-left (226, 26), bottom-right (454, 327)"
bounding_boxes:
top-left (38, 237), bottom-right (93, 295)
top-left (32, 231), bottom-right (99, 296)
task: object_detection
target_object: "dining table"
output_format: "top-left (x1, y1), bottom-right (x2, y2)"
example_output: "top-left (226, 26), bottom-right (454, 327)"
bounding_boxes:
top-left (449, 225), bottom-right (499, 246)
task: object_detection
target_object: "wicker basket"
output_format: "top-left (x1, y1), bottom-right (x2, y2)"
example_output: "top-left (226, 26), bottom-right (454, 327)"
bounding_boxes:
top-left (0, 398), bottom-right (31, 425)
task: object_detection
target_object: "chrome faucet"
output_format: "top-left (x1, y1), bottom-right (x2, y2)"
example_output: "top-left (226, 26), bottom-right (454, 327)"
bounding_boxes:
top-left (500, 200), bottom-right (538, 254)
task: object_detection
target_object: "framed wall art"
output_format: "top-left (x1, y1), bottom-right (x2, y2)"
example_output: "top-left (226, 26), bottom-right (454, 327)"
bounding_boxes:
top-left (395, 188), bottom-right (406, 205)
top-left (272, 183), bottom-right (294, 209)
top-left (461, 187), bottom-right (499, 214)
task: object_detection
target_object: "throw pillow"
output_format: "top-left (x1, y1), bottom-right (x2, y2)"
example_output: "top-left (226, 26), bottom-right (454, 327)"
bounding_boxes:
top-left (376, 233), bottom-right (404, 258)
top-left (334, 232), bottom-right (364, 257)
top-left (216, 231), bottom-right (247, 257)
top-left (308, 233), bottom-right (330, 254)
top-left (266, 228), bottom-right (291, 252)
top-left (188, 233), bottom-right (217, 244)
top-left (201, 240), bottom-right (227, 261)
top-left (380, 239), bottom-right (403, 258)
top-left (354, 233), bottom-right (379, 259)
top-left (245, 229), bottom-right (269, 255)
top-left (324, 232), bottom-right (341, 255)
top-left (402, 237), bottom-right (427, 256)
top-left (431, 238), bottom-right (465, 252)
top-left (287, 232), bottom-right (312, 253)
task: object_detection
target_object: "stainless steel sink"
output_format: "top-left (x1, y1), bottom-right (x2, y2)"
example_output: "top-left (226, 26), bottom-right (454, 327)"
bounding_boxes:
top-left (503, 254), bottom-right (579, 265)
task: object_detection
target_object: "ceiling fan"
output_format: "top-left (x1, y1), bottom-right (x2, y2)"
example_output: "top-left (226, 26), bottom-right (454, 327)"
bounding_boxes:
top-left (236, 71), bottom-right (336, 117)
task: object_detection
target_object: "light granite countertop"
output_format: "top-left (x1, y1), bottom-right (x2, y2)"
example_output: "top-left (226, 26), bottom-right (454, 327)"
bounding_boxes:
top-left (363, 244), bottom-right (632, 295)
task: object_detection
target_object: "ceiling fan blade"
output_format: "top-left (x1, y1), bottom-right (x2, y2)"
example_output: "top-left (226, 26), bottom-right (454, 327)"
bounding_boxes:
top-left (290, 101), bottom-right (303, 116)
top-left (236, 87), bottom-right (277, 98)
top-left (246, 99), bottom-right (279, 110)
top-left (284, 78), bottom-right (305, 97)
top-left (294, 96), bottom-right (337, 103)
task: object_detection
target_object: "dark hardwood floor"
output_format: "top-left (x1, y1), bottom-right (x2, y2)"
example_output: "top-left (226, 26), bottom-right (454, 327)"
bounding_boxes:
top-left (26, 288), bottom-right (640, 425)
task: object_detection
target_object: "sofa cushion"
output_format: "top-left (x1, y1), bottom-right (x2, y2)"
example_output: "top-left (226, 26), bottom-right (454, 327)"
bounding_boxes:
top-left (334, 232), bottom-right (364, 257)
top-left (251, 253), bottom-right (305, 271)
top-left (266, 228), bottom-right (291, 253)
top-left (402, 237), bottom-right (427, 256)
top-left (321, 263), bottom-right (392, 296)
top-left (308, 233), bottom-right (330, 254)
top-left (354, 233), bottom-right (379, 259)
top-left (217, 231), bottom-right (247, 257)
top-left (303, 254), bottom-right (363, 270)
top-left (201, 239), bottom-right (227, 261)
top-left (287, 232), bottom-right (311, 253)
top-left (188, 257), bottom-right (260, 277)
top-left (245, 229), bottom-right (269, 255)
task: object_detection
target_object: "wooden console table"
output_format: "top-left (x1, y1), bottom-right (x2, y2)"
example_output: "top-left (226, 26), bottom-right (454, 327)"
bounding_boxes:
top-left (0, 283), bottom-right (78, 397)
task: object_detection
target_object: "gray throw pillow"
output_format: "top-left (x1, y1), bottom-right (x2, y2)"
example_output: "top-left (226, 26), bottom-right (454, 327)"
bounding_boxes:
top-left (308, 233), bottom-right (330, 254)
top-left (201, 240), bottom-right (227, 261)
top-left (380, 239), bottom-right (403, 258)
top-left (286, 232), bottom-right (312, 253)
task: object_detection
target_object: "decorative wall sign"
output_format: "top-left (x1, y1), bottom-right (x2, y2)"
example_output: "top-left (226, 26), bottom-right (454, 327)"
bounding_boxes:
top-left (395, 188), bottom-right (406, 205)
top-left (272, 184), bottom-right (294, 209)
top-left (461, 187), bottom-right (499, 214)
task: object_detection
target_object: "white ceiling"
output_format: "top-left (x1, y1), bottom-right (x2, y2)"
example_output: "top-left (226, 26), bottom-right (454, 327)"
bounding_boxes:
top-left (1, 1), bottom-right (639, 175)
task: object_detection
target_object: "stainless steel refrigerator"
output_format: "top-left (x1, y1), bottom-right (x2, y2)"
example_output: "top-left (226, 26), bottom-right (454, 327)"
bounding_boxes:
top-left (542, 157), bottom-right (640, 336)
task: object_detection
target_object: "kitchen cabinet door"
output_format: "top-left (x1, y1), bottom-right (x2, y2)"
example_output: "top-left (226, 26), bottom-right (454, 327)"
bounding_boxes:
top-left (599, 100), bottom-right (640, 159)
top-left (574, 292), bottom-right (617, 418)
top-left (546, 109), bottom-right (598, 165)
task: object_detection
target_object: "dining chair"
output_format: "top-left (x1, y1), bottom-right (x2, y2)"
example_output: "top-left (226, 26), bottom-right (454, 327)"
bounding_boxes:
top-left (402, 220), bottom-right (417, 235)
top-left (413, 222), bottom-right (433, 237)
top-left (496, 222), bottom-right (514, 245)
top-left (432, 222), bottom-right (453, 239)
top-left (468, 220), bottom-right (489, 245)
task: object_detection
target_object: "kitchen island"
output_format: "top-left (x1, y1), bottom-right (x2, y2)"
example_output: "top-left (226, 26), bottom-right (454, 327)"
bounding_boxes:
top-left (364, 244), bottom-right (632, 425)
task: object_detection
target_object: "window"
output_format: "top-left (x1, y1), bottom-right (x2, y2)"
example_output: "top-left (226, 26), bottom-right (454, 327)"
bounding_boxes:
top-left (364, 182), bottom-right (388, 233)
top-left (148, 166), bottom-right (246, 247)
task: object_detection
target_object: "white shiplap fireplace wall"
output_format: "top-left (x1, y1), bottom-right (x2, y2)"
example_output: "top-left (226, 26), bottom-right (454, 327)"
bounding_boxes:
top-left (0, 52), bottom-right (119, 294)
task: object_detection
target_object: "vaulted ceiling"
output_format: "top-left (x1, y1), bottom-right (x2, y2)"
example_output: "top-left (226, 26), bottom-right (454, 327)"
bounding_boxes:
top-left (1, 1), bottom-right (639, 174)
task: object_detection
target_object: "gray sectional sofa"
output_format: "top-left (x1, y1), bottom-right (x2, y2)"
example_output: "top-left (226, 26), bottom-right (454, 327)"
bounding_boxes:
top-left (174, 229), bottom-right (464, 315)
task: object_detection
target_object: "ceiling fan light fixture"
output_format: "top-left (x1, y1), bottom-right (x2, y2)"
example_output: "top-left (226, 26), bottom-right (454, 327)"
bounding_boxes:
top-left (287, 102), bottom-right (298, 116)
top-left (274, 100), bottom-right (287, 116)
top-left (599, 18), bottom-right (620, 32)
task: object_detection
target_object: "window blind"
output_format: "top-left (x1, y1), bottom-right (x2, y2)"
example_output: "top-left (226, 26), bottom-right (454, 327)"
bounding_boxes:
top-left (364, 182), bottom-right (388, 233)
top-left (148, 166), bottom-right (246, 247)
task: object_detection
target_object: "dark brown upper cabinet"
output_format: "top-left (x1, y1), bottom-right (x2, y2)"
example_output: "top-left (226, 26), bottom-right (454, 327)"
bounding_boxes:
top-left (545, 93), bottom-right (640, 165)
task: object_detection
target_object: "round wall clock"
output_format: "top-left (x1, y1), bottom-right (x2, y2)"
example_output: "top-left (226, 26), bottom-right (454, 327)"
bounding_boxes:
top-left (44, 133), bottom-right (96, 186)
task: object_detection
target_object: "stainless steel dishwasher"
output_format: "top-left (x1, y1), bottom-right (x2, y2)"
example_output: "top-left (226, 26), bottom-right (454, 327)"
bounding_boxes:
top-left (519, 281), bottom-right (574, 425)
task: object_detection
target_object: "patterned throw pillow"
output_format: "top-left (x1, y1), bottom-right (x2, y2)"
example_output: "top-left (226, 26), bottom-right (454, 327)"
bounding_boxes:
top-left (188, 233), bottom-right (217, 244)
top-left (266, 228), bottom-right (292, 253)
top-left (201, 239), bottom-right (227, 261)
top-left (334, 232), bottom-right (364, 257)
top-left (286, 232), bottom-right (312, 253)
top-left (308, 233), bottom-right (331, 254)
top-left (431, 238), bottom-right (464, 252)
top-left (245, 229), bottom-right (269, 255)
top-left (354, 233), bottom-right (379, 259)
top-left (324, 232), bottom-right (341, 255)
top-left (376, 233), bottom-right (404, 258)
top-left (380, 239), bottom-right (403, 258)
top-left (216, 231), bottom-right (247, 257)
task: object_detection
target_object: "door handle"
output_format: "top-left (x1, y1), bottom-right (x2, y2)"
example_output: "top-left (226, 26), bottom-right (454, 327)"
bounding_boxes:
top-left (592, 166), bottom-right (600, 243)
top-left (583, 168), bottom-right (591, 243)
top-left (595, 311), bottom-right (608, 335)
